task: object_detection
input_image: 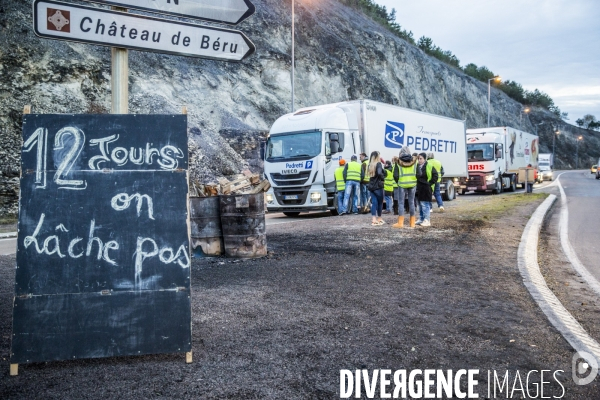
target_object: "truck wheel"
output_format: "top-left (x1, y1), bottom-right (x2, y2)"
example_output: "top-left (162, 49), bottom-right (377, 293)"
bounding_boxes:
top-left (508, 176), bottom-right (516, 192)
top-left (442, 181), bottom-right (455, 201)
top-left (494, 180), bottom-right (502, 195)
top-left (283, 212), bottom-right (300, 217)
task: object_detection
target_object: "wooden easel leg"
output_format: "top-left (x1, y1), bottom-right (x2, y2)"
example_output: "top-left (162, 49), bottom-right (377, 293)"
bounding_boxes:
top-left (186, 351), bottom-right (193, 364)
top-left (10, 363), bottom-right (18, 376)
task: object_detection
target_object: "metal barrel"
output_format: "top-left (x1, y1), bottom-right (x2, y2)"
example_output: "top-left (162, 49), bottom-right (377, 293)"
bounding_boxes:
top-left (219, 193), bottom-right (267, 258)
top-left (189, 196), bottom-right (223, 257)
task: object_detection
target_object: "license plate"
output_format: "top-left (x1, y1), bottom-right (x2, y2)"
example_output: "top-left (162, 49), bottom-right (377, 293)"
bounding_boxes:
top-left (284, 195), bottom-right (299, 200)
top-left (468, 187), bottom-right (477, 191)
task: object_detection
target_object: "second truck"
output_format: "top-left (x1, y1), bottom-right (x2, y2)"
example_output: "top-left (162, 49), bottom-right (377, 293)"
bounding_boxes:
top-left (461, 126), bottom-right (540, 194)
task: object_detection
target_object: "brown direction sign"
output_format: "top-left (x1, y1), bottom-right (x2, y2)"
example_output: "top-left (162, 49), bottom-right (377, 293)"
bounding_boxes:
top-left (82, 0), bottom-right (255, 25)
top-left (33, 0), bottom-right (255, 61)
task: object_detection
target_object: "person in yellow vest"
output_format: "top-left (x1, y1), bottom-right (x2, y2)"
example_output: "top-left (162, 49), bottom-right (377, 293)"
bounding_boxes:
top-left (334, 159), bottom-right (347, 215)
top-left (393, 146), bottom-right (418, 228)
top-left (416, 152), bottom-right (439, 227)
top-left (383, 160), bottom-right (394, 214)
top-left (342, 154), bottom-right (361, 215)
top-left (427, 152), bottom-right (444, 211)
top-left (359, 152), bottom-right (369, 213)
top-left (391, 156), bottom-right (400, 215)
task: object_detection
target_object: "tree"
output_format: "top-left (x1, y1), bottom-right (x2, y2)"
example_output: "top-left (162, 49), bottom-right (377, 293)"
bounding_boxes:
top-left (576, 118), bottom-right (585, 127)
top-left (499, 80), bottom-right (525, 103)
top-left (582, 114), bottom-right (598, 129)
top-left (417, 36), bottom-right (433, 52)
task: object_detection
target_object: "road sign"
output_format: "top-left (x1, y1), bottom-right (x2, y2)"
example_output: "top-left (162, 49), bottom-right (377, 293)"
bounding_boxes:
top-left (83, 0), bottom-right (255, 25)
top-left (33, 0), bottom-right (255, 61)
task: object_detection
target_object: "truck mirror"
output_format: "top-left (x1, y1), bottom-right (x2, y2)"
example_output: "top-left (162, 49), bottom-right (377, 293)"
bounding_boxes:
top-left (329, 133), bottom-right (339, 141)
top-left (330, 140), bottom-right (340, 154)
top-left (259, 141), bottom-right (266, 160)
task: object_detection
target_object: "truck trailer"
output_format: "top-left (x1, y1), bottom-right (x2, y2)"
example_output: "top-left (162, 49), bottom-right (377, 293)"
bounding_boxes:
top-left (461, 127), bottom-right (540, 194)
top-left (263, 100), bottom-right (468, 216)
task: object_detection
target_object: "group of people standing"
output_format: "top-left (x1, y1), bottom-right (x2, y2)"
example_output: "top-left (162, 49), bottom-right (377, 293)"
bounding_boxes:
top-left (335, 148), bottom-right (444, 227)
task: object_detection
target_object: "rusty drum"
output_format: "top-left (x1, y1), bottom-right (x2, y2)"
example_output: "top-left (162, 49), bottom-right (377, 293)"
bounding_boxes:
top-left (219, 193), bottom-right (267, 258)
top-left (189, 196), bottom-right (223, 257)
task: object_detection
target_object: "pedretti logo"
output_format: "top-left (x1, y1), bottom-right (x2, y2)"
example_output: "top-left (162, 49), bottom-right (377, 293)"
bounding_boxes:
top-left (384, 121), bottom-right (404, 148)
top-left (305, 160), bottom-right (313, 169)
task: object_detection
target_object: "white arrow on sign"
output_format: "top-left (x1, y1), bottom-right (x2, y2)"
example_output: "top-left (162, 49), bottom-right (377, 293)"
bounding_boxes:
top-left (85, 0), bottom-right (255, 25)
top-left (33, 0), bottom-right (255, 61)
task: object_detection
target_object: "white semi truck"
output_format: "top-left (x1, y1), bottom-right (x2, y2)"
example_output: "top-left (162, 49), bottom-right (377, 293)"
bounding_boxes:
top-left (263, 100), bottom-right (468, 216)
top-left (461, 127), bottom-right (540, 194)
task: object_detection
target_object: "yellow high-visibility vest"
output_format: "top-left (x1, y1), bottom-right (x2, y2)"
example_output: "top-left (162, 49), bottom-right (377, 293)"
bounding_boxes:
top-left (334, 166), bottom-right (346, 191)
top-left (346, 161), bottom-right (362, 182)
top-left (384, 169), bottom-right (394, 192)
top-left (398, 164), bottom-right (417, 188)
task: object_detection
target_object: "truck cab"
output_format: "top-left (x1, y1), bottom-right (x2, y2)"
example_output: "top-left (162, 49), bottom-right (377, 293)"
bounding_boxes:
top-left (462, 134), bottom-right (507, 194)
top-left (263, 106), bottom-right (359, 216)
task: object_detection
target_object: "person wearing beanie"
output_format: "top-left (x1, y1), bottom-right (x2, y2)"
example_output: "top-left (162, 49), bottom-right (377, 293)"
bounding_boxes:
top-left (334, 159), bottom-right (347, 215)
top-left (342, 154), bottom-right (361, 215)
top-left (393, 146), bottom-right (418, 228)
top-left (427, 152), bottom-right (444, 212)
top-left (383, 160), bottom-right (394, 214)
top-left (415, 152), bottom-right (438, 227)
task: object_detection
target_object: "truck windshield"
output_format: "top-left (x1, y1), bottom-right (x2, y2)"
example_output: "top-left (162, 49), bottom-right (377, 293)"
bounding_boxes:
top-left (539, 162), bottom-right (550, 170)
top-left (266, 131), bottom-right (322, 161)
top-left (467, 144), bottom-right (495, 161)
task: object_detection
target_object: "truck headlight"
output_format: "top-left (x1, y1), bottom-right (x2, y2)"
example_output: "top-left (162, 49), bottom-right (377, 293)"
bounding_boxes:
top-left (310, 192), bottom-right (321, 203)
top-left (266, 193), bottom-right (274, 203)
top-left (485, 174), bottom-right (495, 182)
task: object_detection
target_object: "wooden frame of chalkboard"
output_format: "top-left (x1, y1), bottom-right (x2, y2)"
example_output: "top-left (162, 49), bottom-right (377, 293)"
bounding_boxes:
top-left (11, 112), bottom-right (191, 372)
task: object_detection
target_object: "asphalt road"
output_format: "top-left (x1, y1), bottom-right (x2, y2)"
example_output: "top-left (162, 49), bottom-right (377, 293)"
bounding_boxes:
top-left (0, 238), bottom-right (16, 256)
top-left (560, 170), bottom-right (600, 282)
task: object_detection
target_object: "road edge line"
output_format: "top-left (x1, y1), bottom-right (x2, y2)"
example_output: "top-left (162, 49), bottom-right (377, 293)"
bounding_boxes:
top-left (556, 176), bottom-right (600, 298)
top-left (517, 194), bottom-right (600, 363)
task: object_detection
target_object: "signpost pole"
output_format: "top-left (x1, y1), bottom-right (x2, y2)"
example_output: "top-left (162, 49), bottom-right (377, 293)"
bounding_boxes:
top-left (111, 6), bottom-right (128, 114)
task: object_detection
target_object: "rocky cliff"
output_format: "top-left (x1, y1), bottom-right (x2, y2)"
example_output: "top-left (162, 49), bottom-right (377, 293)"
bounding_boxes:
top-left (1, 0), bottom-right (598, 215)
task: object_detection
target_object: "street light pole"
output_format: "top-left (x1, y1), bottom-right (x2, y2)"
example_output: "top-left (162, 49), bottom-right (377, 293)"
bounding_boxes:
top-left (291, 0), bottom-right (295, 113)
top-left (576, 135), bottom-right (582, 169)
top-left (552, 129), bottom-right (559, 165)
top-left (487, 76), bottom-right (500, 127)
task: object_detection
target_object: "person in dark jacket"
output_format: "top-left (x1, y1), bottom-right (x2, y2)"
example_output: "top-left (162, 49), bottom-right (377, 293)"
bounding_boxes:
top-left (367, 151), bottom-right (386, 225)
top-left (415, 152), bottom-right (438, 227)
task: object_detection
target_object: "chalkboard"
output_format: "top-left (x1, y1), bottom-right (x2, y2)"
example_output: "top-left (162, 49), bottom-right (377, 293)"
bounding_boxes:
top-left (11, 114), bottom-right (191, 364)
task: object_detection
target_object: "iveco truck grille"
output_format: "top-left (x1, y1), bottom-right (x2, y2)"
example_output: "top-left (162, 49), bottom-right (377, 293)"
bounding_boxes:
top-left (270, 171), bottom-right (311, 186)
top-left (273, 187), bottom-right (309, 205)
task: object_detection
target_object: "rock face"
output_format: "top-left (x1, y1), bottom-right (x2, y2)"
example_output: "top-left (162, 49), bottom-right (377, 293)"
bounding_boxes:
top-left (0, 0), bottom-right (598, 215)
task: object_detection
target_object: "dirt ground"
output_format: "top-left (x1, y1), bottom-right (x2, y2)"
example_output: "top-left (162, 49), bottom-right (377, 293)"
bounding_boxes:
top-left (1, 193), bottom-right (599, 399)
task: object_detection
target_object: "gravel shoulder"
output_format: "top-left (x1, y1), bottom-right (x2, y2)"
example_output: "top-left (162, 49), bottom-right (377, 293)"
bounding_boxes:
top-left (1, 193), bottom-right (599, 398)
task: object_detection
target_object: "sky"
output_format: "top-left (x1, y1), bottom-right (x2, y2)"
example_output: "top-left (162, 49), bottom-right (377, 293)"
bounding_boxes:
top-left (373, 0), bottom-right (600, 124)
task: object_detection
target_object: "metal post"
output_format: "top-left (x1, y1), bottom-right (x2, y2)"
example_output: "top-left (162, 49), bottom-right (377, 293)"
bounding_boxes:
top-left (291, 0), bottom-right (295, 113)
top-left (111, 7), bottom-right (128, 114)
top-left (487, 79), bottom-right (491, 127)
top-left (576, 139), bottom-right (579, 169)
top-left (552, 132), bottom-right (556, 163)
